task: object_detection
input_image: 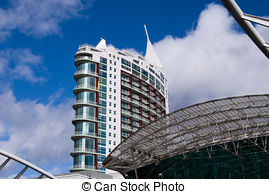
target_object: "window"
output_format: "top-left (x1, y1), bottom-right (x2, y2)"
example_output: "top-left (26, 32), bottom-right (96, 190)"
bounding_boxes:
top-left (109, 67), bottom-right (112, 70)
top-left (114, 104), bottom-right (116, 108)
top-left (142, 69), bottom-right (148, 77)
top-left (109, 95), bottom-right (112, 99)
top-left (109, 102), bottom-right (112, 106)
top-left (109, 148), bottom-right (111, 152)
top-left (132, 63), bottom-right (140, 72)
top-left (109, 140), bottom-right (111, 145)
top-left (114, 126), bottom-right (116, 130)
top-left (100, 57), bottom-right (107, 64)
top-left (100, 64), bottom-right (107, 71)
top-left (85, 155), bottom-right (94, 167)
top-left (109, 125), bottom-right (111, 129)
top-left (113, 141), bottom-right (116, 145)
top-left (109, 110), bottom-right (112, 113)
top-left (114, 62), bottom-right (117, 65)
top-left (114, 75), bottom-right (116, 79)
top-left (114, 111), bottom-right (116, 115)
top-left (114, 82), bottom-right (116, 86)
top-left (121, 58), bottom-right (131, 67)
top-left (109, 81), bottom-right (112, 84)
top-left (109, 132), bottom-right (111, 137)
top-left (109, 74), bottom-right (112, 78)
top-left (109, 88), bottom-right (112, 92)
top-left (114, 68), bottom-right (116, 72)
top-left (85, 138), bottom-right (95, 150)
top-left (109, 117), bottom-right (111, 121)
top-left (113, 134), bottom-right (116, 138)
top-left (114, 89), bottom-right (116, 93)
top-left (114, 96), bottom-right (116, 100)
top-left (110, 60), bottom-right (112, 64)
top-left (113, 118), bottom-right (116, 122)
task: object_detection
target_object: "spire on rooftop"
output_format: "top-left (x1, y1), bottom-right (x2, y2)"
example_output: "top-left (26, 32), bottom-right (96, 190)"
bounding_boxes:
top-left (96, 38), bottom-right (106, 49)
top-left (144, 25), bottom-right (163, 68)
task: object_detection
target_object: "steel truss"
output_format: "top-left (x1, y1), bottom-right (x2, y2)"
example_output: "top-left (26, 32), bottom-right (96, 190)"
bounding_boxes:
top-left (221, 0), bottom-right (269, 59)
top-left (0, 149), bottom-right (56, 179)
top-left (103, 94), bottom-right (269, 175)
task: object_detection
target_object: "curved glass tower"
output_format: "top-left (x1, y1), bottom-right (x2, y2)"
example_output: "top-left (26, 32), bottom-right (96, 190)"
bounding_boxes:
top-left (71, 35), bottom-right (169, 173)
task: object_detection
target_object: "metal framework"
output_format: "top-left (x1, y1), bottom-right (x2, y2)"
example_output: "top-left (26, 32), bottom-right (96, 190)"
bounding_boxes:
top-left (0, 149), bottom-right (56, 179)
top-left (103, 94), bottom-right (269, 175)
top-left (221, 0), bottom-right (269, 59)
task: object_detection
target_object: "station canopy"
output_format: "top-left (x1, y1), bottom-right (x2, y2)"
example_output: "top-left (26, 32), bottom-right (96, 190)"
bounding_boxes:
top-left (103, 94), bottom-right (269, 174)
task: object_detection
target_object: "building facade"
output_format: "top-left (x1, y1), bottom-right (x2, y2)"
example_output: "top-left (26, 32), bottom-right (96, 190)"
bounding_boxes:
top-left (70, 34), bottom-right (169, 173)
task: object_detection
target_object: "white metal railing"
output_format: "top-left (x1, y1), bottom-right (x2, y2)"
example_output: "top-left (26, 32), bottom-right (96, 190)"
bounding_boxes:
top-left (75, 99), bottom-right (97, 105)
top-left (73, 165), bottom-right (97, 170)
top-left (75, 55), bottom-right (92, 61)
top-left (74, 116), bottom-right (97, 121)
top-left (74, 85), bottom-right (98, 91)
top-left (73, 148), bottom-right (97, 153)
top-left (74, 70), bottom-right (98, 77)
top-left (74, 131), bottom-right (96, 137)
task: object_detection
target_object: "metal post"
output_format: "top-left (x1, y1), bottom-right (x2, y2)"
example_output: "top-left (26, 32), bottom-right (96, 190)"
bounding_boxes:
top-left (130, 148), bottom-right (139, 179)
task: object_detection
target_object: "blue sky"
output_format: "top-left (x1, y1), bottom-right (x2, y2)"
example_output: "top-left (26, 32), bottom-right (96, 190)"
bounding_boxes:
top-left (0, 0), bottom-right (268, 177)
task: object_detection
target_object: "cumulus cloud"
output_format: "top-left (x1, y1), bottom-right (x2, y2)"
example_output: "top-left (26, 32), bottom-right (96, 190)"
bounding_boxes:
top-left (0, 48), bottom-right (46, 83)
top-left (0, 90), bottom-right (74, 175)
top-left (154, 4), bottom-right (269, 111)
top-left (0, 0), bottom-right (92, 40)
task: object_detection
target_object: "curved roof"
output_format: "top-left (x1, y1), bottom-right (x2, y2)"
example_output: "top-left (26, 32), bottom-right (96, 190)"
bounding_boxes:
top-left (103, 94), bottom-right (269, 174)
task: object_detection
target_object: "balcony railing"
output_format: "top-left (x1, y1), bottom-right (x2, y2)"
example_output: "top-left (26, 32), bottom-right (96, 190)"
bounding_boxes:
top-left (73, 148), bottom-right (97, 153)
top-left (74, 70), bottom-right (98, 77)
top-left (74, 115), bottom-right (97, 121)
top-left (72, 165), bottom-right (97, 170)
top-left (74, 131), bottom-right (96, 137)
top-left (74, 100), bottom-right (97, 106)
top-left (74, 85), bottom-right (98, 91)
top-left (122, 95), bottom-right (132, 102)
top-left (75, 55), bottom-right (92, 61)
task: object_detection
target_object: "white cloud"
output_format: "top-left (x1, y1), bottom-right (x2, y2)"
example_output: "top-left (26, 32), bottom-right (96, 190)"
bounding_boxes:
top-left (154, 4), bottom-right (269, 111)
top-left (0, 90), bottom-right (74, 174)
top-left (0, 0), bottom-right (92, 40)
top-left (0, 48), bottom-right (46, 83)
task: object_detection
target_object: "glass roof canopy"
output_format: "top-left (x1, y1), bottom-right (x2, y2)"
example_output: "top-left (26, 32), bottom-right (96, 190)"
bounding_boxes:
top-left (103, 94), bottom-right (269, 175)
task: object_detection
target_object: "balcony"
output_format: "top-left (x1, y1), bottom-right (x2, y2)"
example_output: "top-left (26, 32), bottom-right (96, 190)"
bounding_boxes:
top-left (121, 95), bottom-right (132, 103)
top-left (71, 131), bottom-right (98, 140)
top-left (70, 148), bottom-right (98, 156)
top-left (133, 122), bottom-right (141, 128)
top-left (72, 116), bottom-right (99, 124)
top-left (73, 84), bottom-right (98, 93)
top-left (121, 124), bottom-right (132, 131)
top-left (71, 165), bottom-right (97, 171)
top-left (132, 85), bottom-right (141, 93)
top-left (121, 109), bottom-right (132, 117)
top-left (132, 99), bottom-right (142, 106)
top-left (73, 100), bottom-right (98, 109)
top-left (121, 90), bottom-right (130, 95)
top-left (121, 77), bottom-right (130, 82)
top-left (132, 113), bottom-right (142, 121)
top-left (75, 56), bottom-right (93, 64)
top-left (122, 81), bottom-right (131, 89)
top-left (74, 70), bottom-right (99, 79)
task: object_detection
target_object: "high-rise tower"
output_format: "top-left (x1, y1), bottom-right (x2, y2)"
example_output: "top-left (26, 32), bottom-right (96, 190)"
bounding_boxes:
top-left (70, 29), bottom-right (169, 173)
